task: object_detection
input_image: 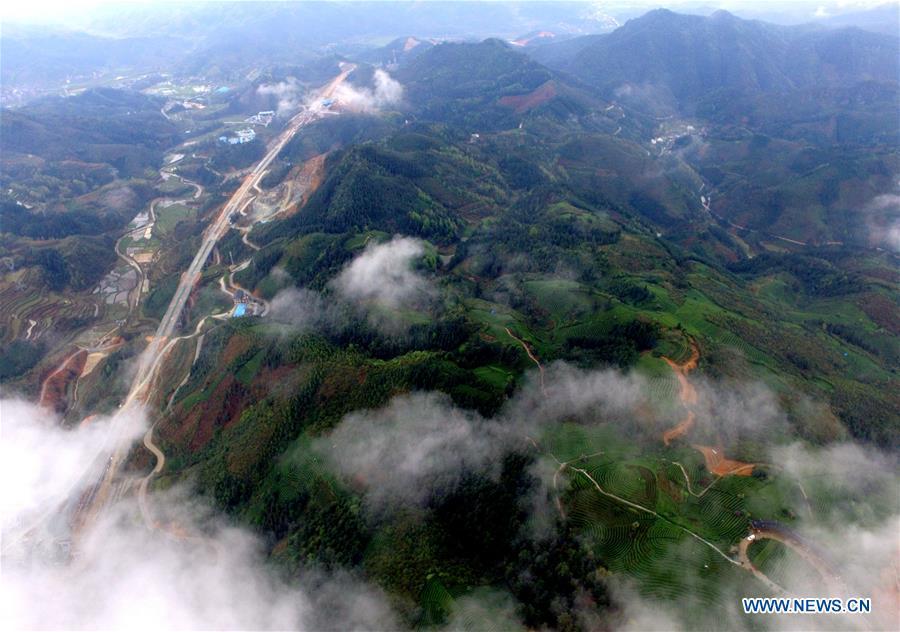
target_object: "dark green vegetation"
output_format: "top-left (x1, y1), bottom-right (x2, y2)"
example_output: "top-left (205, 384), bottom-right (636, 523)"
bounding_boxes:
top-left (0, 88), bottom-right (178, 366)
top-left (3, 7), bottom-right (898, 629)
top-left (1, 89), bottom-right (178, 179)
top-left (0, 89), bottom-right (177, 298)
top-left (532, 9), bottom-right (899, 113)
top-left (529, 9), bottom-right (900, 249)
top-left (0, 84), bottom-right (236, 384)
top-left (0, 339), bottom-right (46, 381)
top-left (142, 25), bottom-right (898, 628)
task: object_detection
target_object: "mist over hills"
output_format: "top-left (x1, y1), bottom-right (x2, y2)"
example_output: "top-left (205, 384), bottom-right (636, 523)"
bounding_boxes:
top-left (4, 2), bottom-right (897, 102)
top-left (0, 1), bottom-right (613, 96)
top-left (530, 8), bottom-right (900, 112)
top-left (2, 3), bottom-right (899, 631)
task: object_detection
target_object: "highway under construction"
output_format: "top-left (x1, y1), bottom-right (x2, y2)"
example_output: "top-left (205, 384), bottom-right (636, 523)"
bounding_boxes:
top-left (14, 65), bottom-right (359, 552)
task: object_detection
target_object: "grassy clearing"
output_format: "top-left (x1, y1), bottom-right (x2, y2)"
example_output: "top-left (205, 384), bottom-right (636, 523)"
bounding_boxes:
top-left (524, 277), bottom-right (594, 322)
top-left (155, 203), bottom-right (194, 236)
top-left (473, 364), bottom-right (514, 390)
top-left (235, 349), bottom-right (265, 385)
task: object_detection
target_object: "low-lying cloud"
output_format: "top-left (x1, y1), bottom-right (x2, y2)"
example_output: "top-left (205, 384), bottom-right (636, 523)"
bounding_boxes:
top-left (268, 287), bottom-right (345, 332)
top-left (0, 397), bottom-right (399, 630)
top-left (256, 77), bottom-right (304, 117)
top-left (864, 192), bottom-right (900, 251)
top-left (609, 438), bottom-right (900, 631)
top-left (1, 397), bottom-right (145, 541)
top-left (331, 69), bottom-right (404, 113)
top-left (315, 363), bottom-right (660, 514)
top-left (259, 69), bottom-right (402, 117)
top-left (312, 353), bottom-right (899, 629)
top-left (268, 235), bottom-right (434, 335)
top-left (317, 392), bottom-right (521, 509)
top-left (332, 236), bottom-right (432, 310)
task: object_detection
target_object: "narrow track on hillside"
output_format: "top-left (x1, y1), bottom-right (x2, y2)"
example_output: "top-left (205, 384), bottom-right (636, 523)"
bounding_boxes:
top-left (568, 462), bottom-right (743, 567)
top-left (504, 326), bottom-right (545, 393)
top-left (533, 337), bottom-right (817, 594)
top-left (736, 523), bottom-right (845, 596)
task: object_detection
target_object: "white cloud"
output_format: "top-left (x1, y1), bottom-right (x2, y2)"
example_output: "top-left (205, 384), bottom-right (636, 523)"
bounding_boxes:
top-left (315, 364), bottom-right (660, 513)
top-left (864, 193), bottom-right (900, 251)
top-left (332, 235), bottom-right (432, 310)
top-left (257, 77), bottom-right (304, 117)
top-left (267, 236), bottom-right (433, 335)
top-left (316, 392), bottom-right (517, 509)
top-left (0, 398), bottom-right (398, 630)
top-left (268, 287), bottom-right (341, 332)
top-left (331, 69), bottom-right (404, 113)
top-left (0, 397), bottom-right (145, 538)
top-left (604, 439), bottom-right (900, 631)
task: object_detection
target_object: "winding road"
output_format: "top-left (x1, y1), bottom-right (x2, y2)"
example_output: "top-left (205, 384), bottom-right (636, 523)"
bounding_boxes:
top-left (504, 326), bottom-right (545, 393)
top-left (75, 65), bottom-right (357, 532)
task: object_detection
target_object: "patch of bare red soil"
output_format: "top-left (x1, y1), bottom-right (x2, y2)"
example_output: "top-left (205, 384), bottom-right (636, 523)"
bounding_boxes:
top-left (280, 153), bottom-right (326, 218)
top-left (661, 342), bottom-right (700, 446)
top-left (692, 444), bottom-right (755, 476)
top-left (499, 81), bottom-right (557, 114)
top-left (660, 342), bottom-right (758, 476)
top-left (39, 349), bottom-right (88, 414)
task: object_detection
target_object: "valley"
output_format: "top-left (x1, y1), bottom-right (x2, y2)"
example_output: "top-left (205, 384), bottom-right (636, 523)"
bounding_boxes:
top-left (1, 4), bottom-right (898, 631)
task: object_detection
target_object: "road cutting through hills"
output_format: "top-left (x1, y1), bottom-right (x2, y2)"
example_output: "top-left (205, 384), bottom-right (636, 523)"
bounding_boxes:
top-left (38, 349), bottom-right (87, 412)
top-left (506, 335), bottom-right (811, 595)
top-left (71, 65), bottom-right (358, 535)
top-left (736, 520), bottom-right (844, 596)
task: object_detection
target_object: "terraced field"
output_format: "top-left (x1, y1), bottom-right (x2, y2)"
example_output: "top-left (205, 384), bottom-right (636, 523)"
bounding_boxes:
top-left (0, 282), bottom-right (100, 343)
top-left (542, 419), bottom-right (812, 612)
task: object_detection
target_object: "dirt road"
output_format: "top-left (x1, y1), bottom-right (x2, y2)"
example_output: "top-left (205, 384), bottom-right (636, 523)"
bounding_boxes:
top-left (504, 326), bottom-right (545, 392)
top-left (660, 341), bottom-right (756, 475)
top-left (661, 342), bottom-right (699, 445)
top-left (736, 521), bottom-right (842, 595)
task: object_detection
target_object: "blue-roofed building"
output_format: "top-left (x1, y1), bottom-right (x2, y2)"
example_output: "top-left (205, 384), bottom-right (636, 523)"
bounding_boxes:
top-left (232, 303), bottom-right (247, 318)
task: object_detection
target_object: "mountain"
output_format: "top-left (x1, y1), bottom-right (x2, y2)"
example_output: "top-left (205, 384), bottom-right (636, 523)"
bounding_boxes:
top-left (530, 9), bottom-right (899, 111)
top-left (813, 2), bottom-right (900, 37)
top-left (0, 25), bottom-right (184, 96)
top-left (359, 36), bottom-right (439, 68)
top-left (4, 7), bottom-right (900, 631)
top-left (1, 89), bottom-right (178, 176)
top-left (395, 38), bottom-right (635, 135)
top-left (523, 9), bottom-right (900, 250)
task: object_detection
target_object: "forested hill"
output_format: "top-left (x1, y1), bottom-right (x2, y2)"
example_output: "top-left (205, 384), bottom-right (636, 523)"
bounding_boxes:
top-left (530, 9), bottom-right (900, 111)
top-left (395, 38), bottom-right (626, 134)
top-left (1, 88), bottom-right (178, 169)
top-left (148, 48), bottom-right (897, 623)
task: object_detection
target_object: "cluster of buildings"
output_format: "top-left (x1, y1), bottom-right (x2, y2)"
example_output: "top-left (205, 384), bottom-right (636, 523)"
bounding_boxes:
top-left (231, 289), bottom-right (263, 318)
top-left (245, 110), bottom-right (275, 126)
top-left (218, 128), bottom-right (257, 145)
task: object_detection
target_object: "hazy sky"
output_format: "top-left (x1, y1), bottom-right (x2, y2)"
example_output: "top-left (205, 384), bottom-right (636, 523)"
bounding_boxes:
top-left (0, 0), bottom-right (890, 27)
